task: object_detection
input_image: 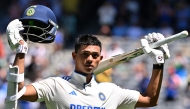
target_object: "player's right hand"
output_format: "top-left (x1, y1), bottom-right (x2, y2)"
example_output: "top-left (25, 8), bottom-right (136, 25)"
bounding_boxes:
top-left (140, 33), bottom-right (170, 64)
top-left (6, 19), bottom-right (28, 54)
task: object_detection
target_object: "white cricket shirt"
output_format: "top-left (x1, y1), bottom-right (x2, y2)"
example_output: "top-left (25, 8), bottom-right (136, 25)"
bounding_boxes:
top-left (32, 71), bottom-right (140, 109)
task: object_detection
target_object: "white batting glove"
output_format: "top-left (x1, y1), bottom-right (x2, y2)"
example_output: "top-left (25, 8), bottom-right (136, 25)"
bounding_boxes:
top-left (145, 33), bottom-right (170, 59)
top-left (141, 33), bottom-right (170, 64)
top-left (6, 19), bottom-right (28, 54)
top-left (16, 42), bottom-right (28, 54)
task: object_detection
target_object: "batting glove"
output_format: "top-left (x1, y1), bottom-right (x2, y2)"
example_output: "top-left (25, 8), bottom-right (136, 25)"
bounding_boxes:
top-left (141, 33), bottom-right (170, 64)
top-left (6, 19), bottom-right (28, 54)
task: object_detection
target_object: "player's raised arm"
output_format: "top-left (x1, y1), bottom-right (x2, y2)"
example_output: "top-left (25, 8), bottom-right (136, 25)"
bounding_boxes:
top-left (5, 19), bottom-right (38, 109)
top-left (135, 33), bottom-right (170, 108)
top-left (5, 5), bottom-right (59, 109)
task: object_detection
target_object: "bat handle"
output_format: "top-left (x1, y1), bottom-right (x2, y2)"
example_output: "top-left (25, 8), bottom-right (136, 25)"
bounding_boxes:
top-left (149, 30), bottom-right (188, 48)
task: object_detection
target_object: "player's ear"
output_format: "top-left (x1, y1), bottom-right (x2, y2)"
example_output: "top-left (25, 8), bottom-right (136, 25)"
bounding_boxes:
top-left (100, 55), bottom-right (103, 61)
top-left (72, 51), bottom-right (77, 61)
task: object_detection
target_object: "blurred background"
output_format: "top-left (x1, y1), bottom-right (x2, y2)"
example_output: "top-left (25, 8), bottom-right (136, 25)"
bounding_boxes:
top-left (0, 0), bottom-right (190, 109)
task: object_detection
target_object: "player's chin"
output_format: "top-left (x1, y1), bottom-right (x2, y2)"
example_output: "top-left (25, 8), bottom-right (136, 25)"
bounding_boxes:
top-left (85, 65), bottom-right (94, 69)
top-left (85, 66), bottom-right (94, 73)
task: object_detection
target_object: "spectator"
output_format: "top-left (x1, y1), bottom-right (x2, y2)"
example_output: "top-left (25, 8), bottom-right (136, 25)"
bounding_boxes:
top-left (124, 0), bottom-right (140, 23)
top-left (174, 1), bottom-right (190, 32)
top-left (54, 29), bottom-right (65, 51)
top-left (173, 52), bottom-right (189, 90)
top-left (164, 65), bottom-right (180, 102)
top-left (0, 67), bottom-right (7, 108)
top-left (0, 35), bottom-right (7, 68)
top-left (97, 1), bottom-right (117, 27)
top-left (112, 18), bottom-right (128, 38)
top-left (138, 71), bottom-right (150, 94)
top-left (156, 0), bottom-right (174, 26)
top-left (106, 42), bottom-right (124, 58)
top-left (96, 68), bottom-right (113, 82)
top-left (97, 24), bottom-right (112, 37)
top-left (8, 1), bottom-right (22, 20)
top-left (133, 60), bottom-right (147, 83)
top-left (125, 19), bottom-right (145, 40)
top-left (157, 21), bottom-right (174, 37)
top-left (112, 61), bottom-right (132, 88)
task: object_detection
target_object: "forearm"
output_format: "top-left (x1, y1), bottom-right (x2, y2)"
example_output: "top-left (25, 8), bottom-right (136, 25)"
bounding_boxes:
top-left (12, 53), bottom-right (38, 102)
top-left (13, 53), bottom-right (25, 91)
top-left (144, 64), bottom-right (163, 103)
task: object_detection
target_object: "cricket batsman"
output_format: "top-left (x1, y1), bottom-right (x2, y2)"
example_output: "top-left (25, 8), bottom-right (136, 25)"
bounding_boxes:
top-left (5, 4), bottom-right (170, 109)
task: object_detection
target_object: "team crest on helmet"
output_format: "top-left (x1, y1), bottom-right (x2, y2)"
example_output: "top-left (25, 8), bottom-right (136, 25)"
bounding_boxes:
top-left (26, 8), bottom-right (35, 16)
top-left (99, 92), bottom-right (106, 101)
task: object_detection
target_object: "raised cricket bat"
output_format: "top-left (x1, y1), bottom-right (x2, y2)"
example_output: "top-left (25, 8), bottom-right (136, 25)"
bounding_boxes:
top-left (94, 30), bottom-right (188, 75)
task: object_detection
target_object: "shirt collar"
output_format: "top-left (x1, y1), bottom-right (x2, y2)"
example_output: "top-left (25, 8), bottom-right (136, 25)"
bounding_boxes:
top-left (70, 71), bottom-right (96, 86)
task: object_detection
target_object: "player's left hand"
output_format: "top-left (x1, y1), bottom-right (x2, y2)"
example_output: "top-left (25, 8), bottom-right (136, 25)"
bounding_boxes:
top-left (141, 33), bottom-right (170, 64)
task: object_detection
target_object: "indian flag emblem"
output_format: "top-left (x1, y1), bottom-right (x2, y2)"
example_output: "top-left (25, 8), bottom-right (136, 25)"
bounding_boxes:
top-left (26, 8), bottom-right (35, 16)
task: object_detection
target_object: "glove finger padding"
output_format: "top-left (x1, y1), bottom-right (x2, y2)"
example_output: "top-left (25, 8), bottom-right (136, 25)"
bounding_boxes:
top-left (146, 32), bottom-right (160, 43)
top-left (144, 33), bottom-right (170, 60)
top-left (141, 39), bottom-right (151, 54)
top-left (156, 33), bottom-right (170, 59)
top-left (141, 39), bottom-right (164, 64)
top-left (159, 45), bottom-right (170, 59)
top-left (147, 33), bottom-right (154, 43)
top-left (6, 19), bottom-right (24, 51)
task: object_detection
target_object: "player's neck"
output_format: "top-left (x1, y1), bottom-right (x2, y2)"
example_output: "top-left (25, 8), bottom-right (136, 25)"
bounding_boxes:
top-left (86, 74), bottom-right (92, 83)
top-left (74, 70), bottom-right (93, 83)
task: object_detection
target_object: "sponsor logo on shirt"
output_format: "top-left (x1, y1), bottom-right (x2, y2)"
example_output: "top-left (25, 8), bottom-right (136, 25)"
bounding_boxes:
top-left (70, 104), bottom-right (105, 109)
top-left (69, 91), bottom-right (77, 95)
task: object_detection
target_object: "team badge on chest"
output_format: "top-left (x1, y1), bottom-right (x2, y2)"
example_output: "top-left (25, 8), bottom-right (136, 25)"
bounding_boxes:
top-left (99, 92), bottom-right (106, 101)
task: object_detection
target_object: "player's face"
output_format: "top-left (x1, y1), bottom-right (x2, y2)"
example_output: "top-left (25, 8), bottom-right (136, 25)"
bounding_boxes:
top-left (72, 45), bottom-right (103, 74)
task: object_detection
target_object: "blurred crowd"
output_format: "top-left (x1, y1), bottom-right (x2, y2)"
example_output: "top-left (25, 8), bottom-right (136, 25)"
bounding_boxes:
top-left (0, 0), bottom-right (190, 109)
top-left (1, 0), bottom-right (190, 45)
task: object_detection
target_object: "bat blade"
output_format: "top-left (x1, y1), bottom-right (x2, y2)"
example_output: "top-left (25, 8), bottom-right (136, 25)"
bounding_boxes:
top-left (94, 30), bottom-right (188, 75)
top-left (94, 47), bottom-right (144, 75)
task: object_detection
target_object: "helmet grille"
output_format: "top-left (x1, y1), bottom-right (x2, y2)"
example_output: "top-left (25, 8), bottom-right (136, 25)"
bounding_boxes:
top-left (21, 20), bottom-right (55, 43)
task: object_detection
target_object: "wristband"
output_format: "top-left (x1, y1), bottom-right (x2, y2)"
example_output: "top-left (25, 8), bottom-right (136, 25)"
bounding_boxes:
top-left (153, 64), bottom-right (164, 69)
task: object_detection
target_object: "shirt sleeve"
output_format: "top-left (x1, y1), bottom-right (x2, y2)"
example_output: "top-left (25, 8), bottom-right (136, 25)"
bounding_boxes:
top-left (115, 86), bottom-right (140, 109)
top-left (31, 77), bottom-right (56, 102)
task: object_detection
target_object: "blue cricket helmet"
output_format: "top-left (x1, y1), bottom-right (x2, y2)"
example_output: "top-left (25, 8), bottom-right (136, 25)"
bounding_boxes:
top-left (19, 5), bottom-right (59, 43)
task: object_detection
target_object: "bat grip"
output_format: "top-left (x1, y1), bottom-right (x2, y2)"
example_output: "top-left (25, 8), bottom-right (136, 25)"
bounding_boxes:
top-left (149, 30), bottom-right (188, 48)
